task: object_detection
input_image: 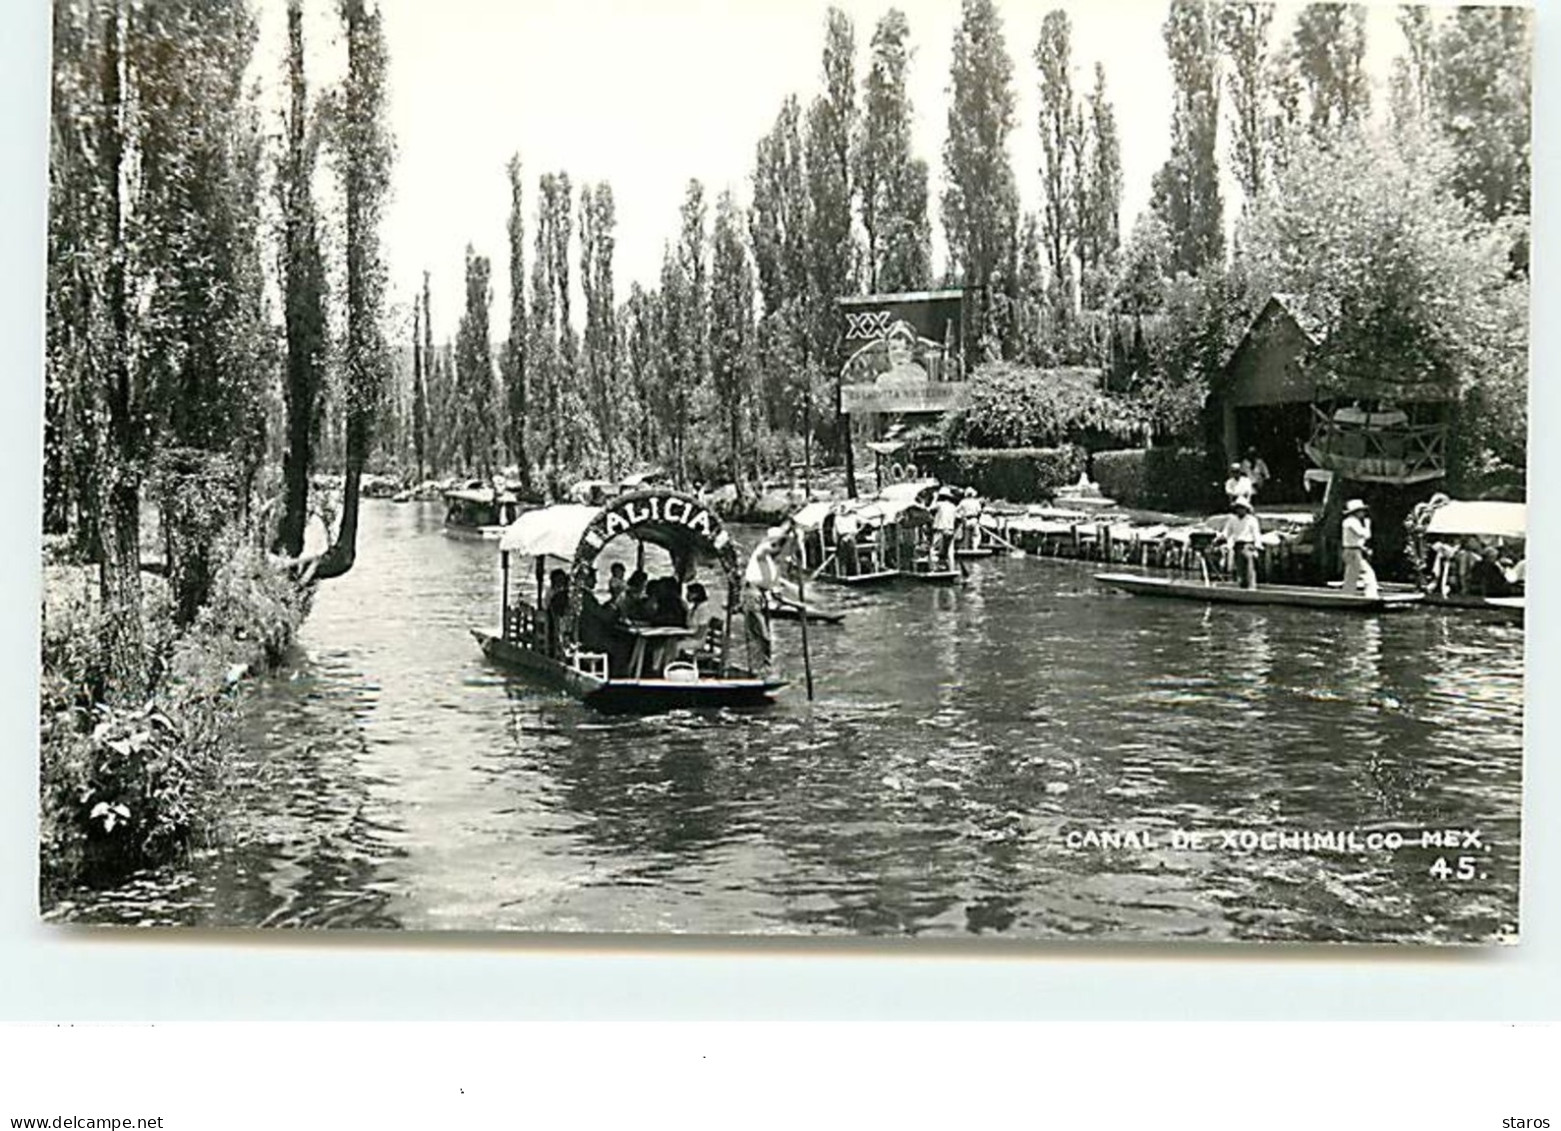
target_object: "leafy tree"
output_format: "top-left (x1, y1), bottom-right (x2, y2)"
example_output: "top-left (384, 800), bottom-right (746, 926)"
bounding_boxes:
top-left (1389, 6), bottom-right (1436, 134)
top-left (942, 0), bottom-right (1019, 352)
top-left (317, 0), bottom-right (393, 582)
top-left (710, 190), bottom-right (757, 494)
top-left (411, 288), bottom-right (427, 481)
top-left (580, 182), bottom-right (620, 477)
top-left (530, 174), bottom-right (563, 496)
top-left (668, 181), bottom-right (709, 486)
top-left (656, 243), bottom-right (692, 484)
top-left (622, 283), bottom-right (661, 466)
top-left (421, 272), bottom-right (438, 474)
top-left (1239, 129), bottom-right (1527, 477)
top-left (1291, 3), bottom-right (1370, 136)
top-left (1079, 63), bottom-right (1123, 308)
top-left (96, 0), bottom-right (148, 700)
top-left (1150, 0), bottom-right (1223, 276)
top-left (854, 9), bottom-right (929, 293)
top-left (750, 98), bottom-right (812, 443)
top-left (806, 8), bottom-right (858, 477)
top-left (276, 0), bottom-right (328, 557)
top-left (1432, 7), bottom-right (1532, 222)
top-left (454, 246), bottom-right (496, 478)
top-left (1217, 2), bottom-right (1274, 204)
top-left (501, 155), bottom-right (530, 489)
top-left (1034, 10), bottom-right (1079, 301)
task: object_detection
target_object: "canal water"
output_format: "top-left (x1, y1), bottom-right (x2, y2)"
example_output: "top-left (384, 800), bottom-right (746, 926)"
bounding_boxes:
top-left (55, 500), bottom-right (1525, 943)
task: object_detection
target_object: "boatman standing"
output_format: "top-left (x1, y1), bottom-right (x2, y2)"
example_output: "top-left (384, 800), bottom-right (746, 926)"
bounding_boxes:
top-left (957, 487), bottom-right (984, 550)
top-left (742, 523), bottom-right (794, 676)
top-left (1341, 498), bottom-right (1379, 599)
top-left (932, 488), bottom-right (959, 570)
top-left (1217, 498), bottom-right (1262, 589)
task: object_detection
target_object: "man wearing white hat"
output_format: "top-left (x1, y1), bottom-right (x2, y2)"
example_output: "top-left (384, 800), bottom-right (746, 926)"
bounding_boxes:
top-left (1217, 497), bottom-right (1263, 589)
top-left (1341, 498), bottom-right (1379, 599)
top-left (742, 522), bottom-right (794, 676)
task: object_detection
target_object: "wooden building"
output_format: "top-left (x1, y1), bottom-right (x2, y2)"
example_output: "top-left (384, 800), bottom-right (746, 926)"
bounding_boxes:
top-left (1216, 295), bottom-right (1450, 505)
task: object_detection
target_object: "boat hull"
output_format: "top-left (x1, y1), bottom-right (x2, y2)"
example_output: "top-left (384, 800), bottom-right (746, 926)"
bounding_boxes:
top-left (901, 568), bottom-right (963, 585)
top-left (815, 568), bottom-right (901, 587)
top-left (1094, 573), bottom-right (1425, 611)
top-left (473, 631), bottom-right (786, 712)
top-left (768, 604), bottom-right (846, 625)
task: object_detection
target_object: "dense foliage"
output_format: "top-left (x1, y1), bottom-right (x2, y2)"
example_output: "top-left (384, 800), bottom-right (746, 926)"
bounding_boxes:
top-left (922, 446), bottom-right (1086, 504)
top-left (945, 363), bottom-right (1149, 450)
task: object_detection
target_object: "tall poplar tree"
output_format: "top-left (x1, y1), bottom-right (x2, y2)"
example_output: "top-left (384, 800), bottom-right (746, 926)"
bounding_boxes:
top-left (942, 0), bottom-right (1019, 352)
top-left (501, 155), bottom-right (530, 490)
top-left (1035, 10), bottom-right (1079, 300)
top-left (531, 175), bottom-right (562, 497)
top-left (276, 0), bottom-right (328, 557)
top-left (1150, 0), bottom-right (1223, 276)
top-left (318, 0), bottom-right (393, 581)
top-left (580, 182), bottom-right (619, 477)
top-left (1080, 63), bottom-right (1123, 307)
top-left (1291, 3), bottom-right (1370, 137)
top-left (411, 291), bottom-right (426, 481)
top-left (710, 189), bottom-right (756, 495)
top-left (454, 246), bottom-right (496, 478)
top-left (1217, 2), bottom-right (1274, 204)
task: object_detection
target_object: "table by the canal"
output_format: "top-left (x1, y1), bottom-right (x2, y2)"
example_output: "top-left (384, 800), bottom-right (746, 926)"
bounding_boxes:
top-left (49, 500), bottom-right (1525, 943)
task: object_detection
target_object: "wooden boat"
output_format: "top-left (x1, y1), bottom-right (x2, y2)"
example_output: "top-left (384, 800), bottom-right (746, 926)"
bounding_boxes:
top-left (444, 484), bottom-right (521, 538)
top-left (1327, 579), bottom-right (1525, 621)
top-left (1095, 572), bottom-right (1425, 611)
top-left (473, 490), bottom-right (788, 712)
top-left (767, 601), bottom-right (845, 625)
top-left (1413, 499), bottom-right (1526, 621)
top-left (900, 562), bottom-right (963, 585)
top-left (955, 546), bottom-right (996, 560)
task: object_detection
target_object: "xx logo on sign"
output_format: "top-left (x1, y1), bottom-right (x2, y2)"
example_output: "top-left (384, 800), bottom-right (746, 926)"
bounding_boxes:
top-left (845, 310), bottom-right (893, 340)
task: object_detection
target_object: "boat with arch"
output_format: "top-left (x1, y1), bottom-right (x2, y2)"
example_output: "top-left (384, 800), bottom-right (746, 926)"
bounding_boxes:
top-left (470, 488), bottom-right (788, 712)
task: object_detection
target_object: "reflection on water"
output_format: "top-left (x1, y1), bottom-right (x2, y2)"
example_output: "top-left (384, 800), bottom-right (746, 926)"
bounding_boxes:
top-left (55, 502), bottom-right (1524, 942)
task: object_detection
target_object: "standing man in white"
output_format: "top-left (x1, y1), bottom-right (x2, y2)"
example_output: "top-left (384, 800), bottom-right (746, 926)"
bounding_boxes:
top-left (1341, 498), bottom-right (1379, 599)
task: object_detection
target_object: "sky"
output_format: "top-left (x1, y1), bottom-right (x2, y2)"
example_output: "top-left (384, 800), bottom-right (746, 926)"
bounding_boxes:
top-left (261, 0), bottom-right (1409, 342)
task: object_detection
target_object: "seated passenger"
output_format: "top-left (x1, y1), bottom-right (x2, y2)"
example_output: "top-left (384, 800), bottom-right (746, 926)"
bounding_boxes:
top-left (618, 570), bottom-right (652, 621)
top-left (1469, 546), bottom-right (1514, 598)
top-left (646, 577), bottom-right (688, 627)
top-left (544, 568), bottom-right (571, 657)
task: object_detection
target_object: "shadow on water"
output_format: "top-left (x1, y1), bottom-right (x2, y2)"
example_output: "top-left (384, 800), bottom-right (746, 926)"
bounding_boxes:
top-left (53, 501), bottom-right (1524, 943)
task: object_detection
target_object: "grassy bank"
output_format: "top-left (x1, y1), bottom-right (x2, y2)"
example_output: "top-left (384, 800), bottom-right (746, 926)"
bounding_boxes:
top-left (39, 540), bottom-right (310, 904)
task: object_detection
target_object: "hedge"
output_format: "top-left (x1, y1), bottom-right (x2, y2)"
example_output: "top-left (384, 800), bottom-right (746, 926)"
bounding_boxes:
top-left (920, 446), bottom-right (1086, 504)
top-left (1090, 447), bottom-right (1223, 511)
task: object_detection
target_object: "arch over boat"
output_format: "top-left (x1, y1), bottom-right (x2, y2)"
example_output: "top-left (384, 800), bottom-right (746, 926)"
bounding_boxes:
top-left (483, 489), bottom-right (781, 711)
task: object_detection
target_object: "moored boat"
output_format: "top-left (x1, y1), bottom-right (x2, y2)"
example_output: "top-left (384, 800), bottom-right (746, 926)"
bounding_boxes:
top-left (1095, 572), bottom-right (1425, 611)
top-left (472, 489), bottom-right (787, 712)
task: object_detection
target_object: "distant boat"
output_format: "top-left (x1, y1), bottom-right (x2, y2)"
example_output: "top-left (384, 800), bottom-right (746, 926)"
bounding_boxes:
top-left (1095, 572), bottom-right (1425, 611)
top-left (444, 483), bottom-right (521, 538)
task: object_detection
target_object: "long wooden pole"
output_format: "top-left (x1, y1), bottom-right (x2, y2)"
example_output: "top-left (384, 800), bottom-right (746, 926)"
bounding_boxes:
top-left (793, 531), bottom-right (814, 700)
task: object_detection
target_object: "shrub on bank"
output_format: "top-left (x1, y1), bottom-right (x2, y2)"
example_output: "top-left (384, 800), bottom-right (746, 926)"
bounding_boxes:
top-left (1090, 447), bottom-right (1221, 511)
top-left (921, 446), bottom-right (1086, 503)
top-left (39, 543), bottom-right (308, 900)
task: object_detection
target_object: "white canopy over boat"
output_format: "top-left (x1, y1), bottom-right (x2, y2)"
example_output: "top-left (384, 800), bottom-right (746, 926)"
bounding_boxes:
top-left (498, 504), bottom-right (602, 559)
top-left (790, 501), bottom-right (835, 530)
top-left (878, 478), bottom-right (940, 503)
top-left (1426, 500), bottom-right (1526, 540)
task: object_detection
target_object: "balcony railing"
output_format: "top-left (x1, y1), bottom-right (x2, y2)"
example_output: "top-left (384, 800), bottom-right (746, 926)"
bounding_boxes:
top-left (1304, 405), bottom-right (1447, 485)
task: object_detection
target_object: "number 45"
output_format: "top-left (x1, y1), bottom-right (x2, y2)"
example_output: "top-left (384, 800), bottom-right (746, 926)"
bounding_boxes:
top-left (1429, 856), bottom-right (1479, 881)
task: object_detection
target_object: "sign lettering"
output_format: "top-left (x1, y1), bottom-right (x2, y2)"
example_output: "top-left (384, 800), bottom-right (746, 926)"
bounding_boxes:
top-left (841, 381), bottom-right (970, 415)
